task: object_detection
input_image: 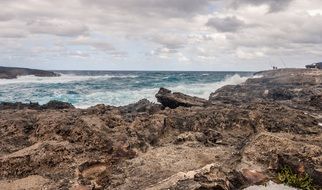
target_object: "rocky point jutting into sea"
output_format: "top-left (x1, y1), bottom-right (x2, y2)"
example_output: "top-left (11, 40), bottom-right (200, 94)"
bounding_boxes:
top-left (0, 66), bottom-right (59, 79)
top-left (0, 68), bottom-right (321, 190)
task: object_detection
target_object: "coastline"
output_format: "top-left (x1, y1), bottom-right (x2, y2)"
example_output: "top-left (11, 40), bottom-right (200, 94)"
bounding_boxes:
top-left (0, 68), bottom-right (321, 189)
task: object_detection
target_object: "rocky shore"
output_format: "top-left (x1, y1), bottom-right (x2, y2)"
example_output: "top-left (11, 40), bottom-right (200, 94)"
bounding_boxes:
top-left (0, 68), bottom-right (321, 190)
top-left (0, 66), bottom-right (59, 79)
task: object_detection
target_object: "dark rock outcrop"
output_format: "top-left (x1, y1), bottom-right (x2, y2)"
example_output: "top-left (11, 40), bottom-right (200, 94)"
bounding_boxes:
top-left (0, 100), bottom-right (74, 110)
top-left (41, 100), bottom-right (75, 109)
top-left (156, 87), bottom-right (208, 108)
top-left (0, 66), bottom-right (60, 79)
top-left (210, 69), bottom-right (322, 110)
top-left (0, 102), bottom-right (41, 110)
top-left (119, 99), bottom-right (162, 115)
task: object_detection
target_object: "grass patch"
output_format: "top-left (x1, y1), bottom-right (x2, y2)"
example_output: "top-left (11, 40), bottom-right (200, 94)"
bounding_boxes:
top-left (277, 166), bottom-right (316, 190)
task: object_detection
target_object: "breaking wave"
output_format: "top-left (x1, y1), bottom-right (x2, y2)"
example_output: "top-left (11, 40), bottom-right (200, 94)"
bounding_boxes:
top-left (0, 71), bottom-right (252, 108)
top-left (0, 74), bottom-right (139, 85)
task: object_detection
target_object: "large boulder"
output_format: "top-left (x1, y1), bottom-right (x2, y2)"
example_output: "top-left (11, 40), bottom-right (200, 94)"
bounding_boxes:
top-left (155, 88), bottom-right (208, 109)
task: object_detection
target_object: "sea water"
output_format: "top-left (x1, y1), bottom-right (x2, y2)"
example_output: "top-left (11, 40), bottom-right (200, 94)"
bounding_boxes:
top-left (0, 71), bottom-right (253, 108)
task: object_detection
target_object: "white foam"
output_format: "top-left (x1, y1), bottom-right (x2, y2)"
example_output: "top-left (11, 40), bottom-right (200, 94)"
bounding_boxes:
top-left (0, 74), bottom-right (138, 85)
top-left (0, 73), bottom-right (251, 108)
top-left (253, 74), bottom-right (263, 78)
top-left (73, 74), bottom-right (249, 108)
top-left (73, 87), bottom-right (159, 108)
top-left (168, 74), bottom-right (249, 99)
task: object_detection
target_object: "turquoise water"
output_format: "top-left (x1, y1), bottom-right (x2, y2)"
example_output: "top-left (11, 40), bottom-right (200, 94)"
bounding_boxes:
top-left (0, 71), bottom-right (253, 108)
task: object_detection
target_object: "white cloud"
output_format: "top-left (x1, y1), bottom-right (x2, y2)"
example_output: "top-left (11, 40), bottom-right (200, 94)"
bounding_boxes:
top-left (236, 48), bottom-right (265, 59)
top-left (0, 0), bottom-right (322, 70)
top-left (307, 9), bottom-right (322, 16)
top-left (177, 53), bottom-right (190, 62)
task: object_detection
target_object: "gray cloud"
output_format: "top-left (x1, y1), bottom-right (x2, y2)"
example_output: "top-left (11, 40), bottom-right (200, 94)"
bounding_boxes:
top-left (206, 16), bottom-right (245, 32)
top-left (27, 19), bottom-right (89, 37)
top-left (151, 34), bottom-right (186, 49)
top-left (0, 29), bottom-right (27, 38)
top-left (0, 12), bottom-right (14, 21)
top-left (70, 38), bottom-right (128, 58)
top-left (0, 21), bottom-right (28, 38)
top-left (80, 0), bottom-right (212, 18)
top-left (231, 0), bottom-right (294, 12)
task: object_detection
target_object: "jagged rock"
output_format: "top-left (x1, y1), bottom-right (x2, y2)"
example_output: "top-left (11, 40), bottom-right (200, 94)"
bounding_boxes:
top-left (242, 132), bottom-right (322, 186)
top-left (0, 100), bottom-right (74, 110)
top-left (119, 99), bottom-right (162, 114)
top-left (0, 69), bottom-right (321, 189)
top-left (156, 87), bottom-right (208, 108)
top-left (267, 88), bottom-right (295, 100)
top-left (0, 102), bottom-right (40, 110)
top-left (309, 94), bottom-right (322, 109)
top-left (277, 154), bottom-right (322, 186)
top-left (209, 69), bottom-right (322, 114)
top-left (241, 169), bottom-right (268, 185)
top-left (41, 100), bottom-right (75, 109)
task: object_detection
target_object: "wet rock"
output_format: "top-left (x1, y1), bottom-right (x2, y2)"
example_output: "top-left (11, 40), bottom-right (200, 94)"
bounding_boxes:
top-left (0, 100), bottom-right (74, 110)
top-left (41, 100), bottom-right (75, 109)
top-left (0, 101), bottom-right (40, 110)
top-left (156, 87), bottom-right (208, 108)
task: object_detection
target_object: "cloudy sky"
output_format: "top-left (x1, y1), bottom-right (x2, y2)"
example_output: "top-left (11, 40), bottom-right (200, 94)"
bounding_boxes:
top-left (0, 0), bottom-right (322, 71)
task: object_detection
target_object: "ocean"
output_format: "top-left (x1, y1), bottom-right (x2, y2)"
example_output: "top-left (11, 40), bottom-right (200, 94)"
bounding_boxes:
top-left (0, 71), bottom-right (253, 108)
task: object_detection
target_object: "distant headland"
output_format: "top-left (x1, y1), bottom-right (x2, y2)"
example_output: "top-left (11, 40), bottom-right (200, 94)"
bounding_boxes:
top-left (0, 66), bottom-right (60, 79)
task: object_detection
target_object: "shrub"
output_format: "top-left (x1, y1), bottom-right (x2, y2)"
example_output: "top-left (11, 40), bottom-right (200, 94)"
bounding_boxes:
top-left (277, 166), bottom-right (316, 190)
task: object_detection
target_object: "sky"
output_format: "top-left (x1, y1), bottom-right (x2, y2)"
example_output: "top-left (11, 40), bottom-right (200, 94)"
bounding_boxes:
top-left (0, 0), bottom-right (322, 71)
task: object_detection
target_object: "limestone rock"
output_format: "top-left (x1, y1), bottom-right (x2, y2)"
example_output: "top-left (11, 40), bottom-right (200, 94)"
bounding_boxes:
top-left (0, 69), bottom-right (321, 189)
top-left (156, 87), bottom-right (208, 108)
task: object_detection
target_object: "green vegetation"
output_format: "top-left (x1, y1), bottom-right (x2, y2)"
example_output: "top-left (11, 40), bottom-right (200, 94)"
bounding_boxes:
top-left (277, 166), bottom-right (316, 190)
